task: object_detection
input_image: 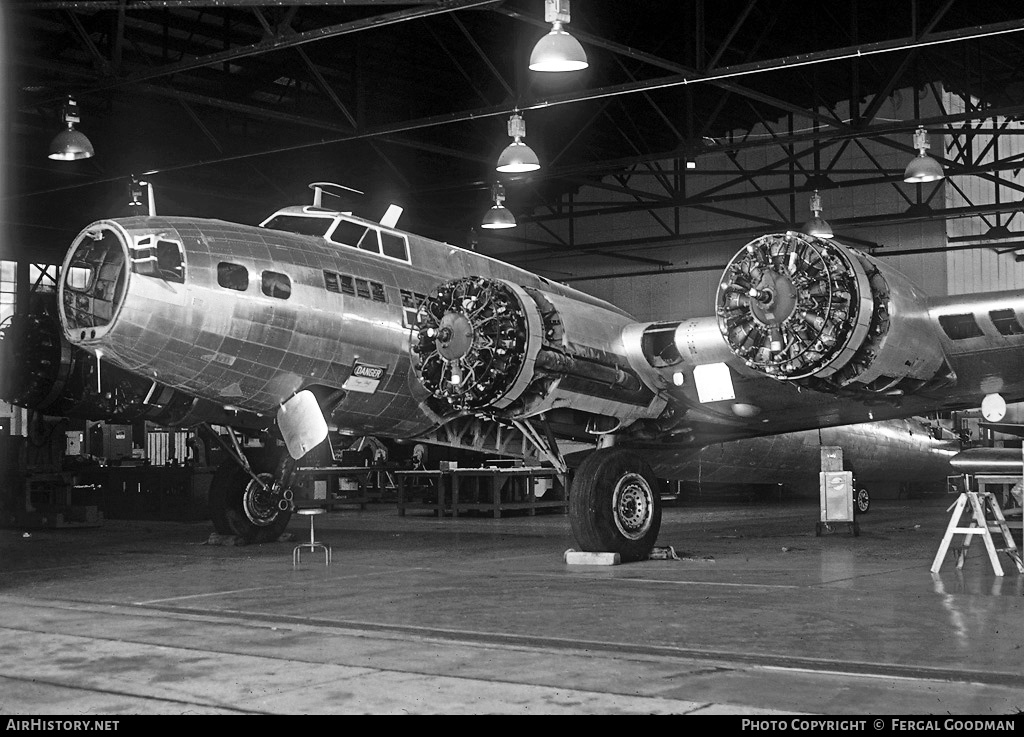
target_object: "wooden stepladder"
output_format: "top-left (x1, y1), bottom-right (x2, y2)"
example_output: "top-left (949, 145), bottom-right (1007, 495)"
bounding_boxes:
top-left (931, 491), bottom-right (1024, 576)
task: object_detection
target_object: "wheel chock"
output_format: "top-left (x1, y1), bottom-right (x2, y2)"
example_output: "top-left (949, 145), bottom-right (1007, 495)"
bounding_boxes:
top-left (564, 549), bottom-right (621, 566)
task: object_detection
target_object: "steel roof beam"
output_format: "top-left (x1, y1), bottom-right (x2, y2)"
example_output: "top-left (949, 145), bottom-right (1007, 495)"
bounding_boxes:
top-left (52, 0), bottom-right (501, 103)
top-left (22, 15), bottom-right (1024, 193)
top-left (17, 1), bottom-right (439, 9)
top-left (493, 198), bottom-right (1024, 268)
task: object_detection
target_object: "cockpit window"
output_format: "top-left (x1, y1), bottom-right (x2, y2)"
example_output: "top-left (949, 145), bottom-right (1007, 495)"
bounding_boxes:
top-left (262, 215), bottom-right (332, 237)
top-left (331, 220), bottom-right (369, 248)
top-left (381, 232), bottom-right (409, 260)
top-left (357, 230), bottom-right (380, 252)
top-left (262, 270), bottom-right (291, 299)
top-left (322, 217), bottom-right (410, 262)
top-left (938, 313), bottom-right (984, 340)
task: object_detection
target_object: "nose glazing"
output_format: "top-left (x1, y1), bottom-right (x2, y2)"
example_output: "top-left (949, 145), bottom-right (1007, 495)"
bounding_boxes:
top-left (61, 225), bottom-right (128, 340)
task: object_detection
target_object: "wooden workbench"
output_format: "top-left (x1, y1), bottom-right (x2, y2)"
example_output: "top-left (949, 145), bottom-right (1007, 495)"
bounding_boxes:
top-left (295, 464), bottom-right (399, 509)
top-left (395, 466), bottom-right (567, 518)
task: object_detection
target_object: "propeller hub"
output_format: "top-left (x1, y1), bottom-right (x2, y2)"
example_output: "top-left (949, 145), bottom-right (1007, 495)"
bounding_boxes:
top-left (435, 312), bottom-right (474, 361)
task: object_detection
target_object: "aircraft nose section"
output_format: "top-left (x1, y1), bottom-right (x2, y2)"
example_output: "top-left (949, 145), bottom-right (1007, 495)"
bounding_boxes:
top-left (59, 221), bottom-right (129, 344)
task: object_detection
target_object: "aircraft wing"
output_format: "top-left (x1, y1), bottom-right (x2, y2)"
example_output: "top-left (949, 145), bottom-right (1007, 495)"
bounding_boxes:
top-left (612, 233), bottom-right (1024, 449)
top-left (979, 422), bottom-right (1024, 438)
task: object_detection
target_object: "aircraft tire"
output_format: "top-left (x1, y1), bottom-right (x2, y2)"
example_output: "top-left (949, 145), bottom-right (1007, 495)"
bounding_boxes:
top-left (569, 448), bottom-right (662, 562)
top-left (855, 487), bottom-right (871, 515)
top-left (210, 451), bottom-right (292, 543)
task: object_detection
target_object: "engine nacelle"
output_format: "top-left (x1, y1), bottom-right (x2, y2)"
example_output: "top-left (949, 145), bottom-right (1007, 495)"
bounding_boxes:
top-left (411, 276), bottom-right (665, 425)
top-left (716, 233), bottom-right (951, 395)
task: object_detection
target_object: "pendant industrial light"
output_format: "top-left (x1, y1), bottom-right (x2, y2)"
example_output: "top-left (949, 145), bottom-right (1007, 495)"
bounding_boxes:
top-left (903, 126), bottom-right (945, 183)
top-left (803, 190), bottom-right (833, 239)
top-left (48, 96), bottom-right (94, 161)
top-left (496, 113), bottom-right (540, 173)
top-left (480, 183), bottom-right (516, 229)
top-left (529, 0), bottom-right (588, 72)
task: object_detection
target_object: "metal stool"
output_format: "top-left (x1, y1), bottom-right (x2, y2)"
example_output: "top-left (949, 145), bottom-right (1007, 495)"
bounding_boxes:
top-left (293, 508), bottom-right (331, 567)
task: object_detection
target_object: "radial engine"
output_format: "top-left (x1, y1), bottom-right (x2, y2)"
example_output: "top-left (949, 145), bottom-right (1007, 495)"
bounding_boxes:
top-left (410, 276), bottom-right (665, 428)
top-left (716, 233), bottom-right (952, 396)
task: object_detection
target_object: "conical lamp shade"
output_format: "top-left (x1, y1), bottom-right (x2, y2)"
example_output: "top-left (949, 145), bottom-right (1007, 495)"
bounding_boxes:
top-left (48, 125), bottom-right (94, 160)
top-left (481, 205), bottom-right (516, 229)
top-left (496, 141), bottom-right (540, 173)
top-left (529, 24), bottom-right (588, 72)
top-left (803, 214), bottom-right (833, 239)
top-left (903, 152), bottom-right (944, 183)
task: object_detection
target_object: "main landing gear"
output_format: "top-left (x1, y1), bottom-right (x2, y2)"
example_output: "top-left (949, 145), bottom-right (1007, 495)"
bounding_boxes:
top-left (209, 444), bottom-right (294, 544)
top-left (569, 448), bottom-right (662, 562)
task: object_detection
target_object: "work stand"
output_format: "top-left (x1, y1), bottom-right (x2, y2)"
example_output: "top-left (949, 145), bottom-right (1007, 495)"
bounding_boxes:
top-left (931, 491), bottom-right (1024, 576)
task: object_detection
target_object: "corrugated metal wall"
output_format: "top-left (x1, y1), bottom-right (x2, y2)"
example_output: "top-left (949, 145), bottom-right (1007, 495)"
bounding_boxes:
top-left (944, 94), bottom-right (1024, 294)
top-left (947, 248), bottom-right (1024, 294)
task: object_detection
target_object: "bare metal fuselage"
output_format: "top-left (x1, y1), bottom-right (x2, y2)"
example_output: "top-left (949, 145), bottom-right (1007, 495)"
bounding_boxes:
top-left (58, 213), bottom-right (654, 439)
top-left (56, 211), bottom-right (1024, 488)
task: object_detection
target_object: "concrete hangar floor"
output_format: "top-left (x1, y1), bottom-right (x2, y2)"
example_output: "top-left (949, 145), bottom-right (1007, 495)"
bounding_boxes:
top-left (0, 494), bottom-right (1020, 716)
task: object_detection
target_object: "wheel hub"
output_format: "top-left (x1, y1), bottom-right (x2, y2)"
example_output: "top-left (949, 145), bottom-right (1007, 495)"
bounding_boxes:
top-left (613, 473), bottom-right (654, 540)
top-left (243, 472), bottom-right (282, 527)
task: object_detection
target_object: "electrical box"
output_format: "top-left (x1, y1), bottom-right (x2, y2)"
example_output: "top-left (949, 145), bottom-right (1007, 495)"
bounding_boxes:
top-left (820, 446), bottom-right (843, 472)
top-left (88, 423), bottom-right (133, 461)
top-left (820, 471), bottom-right (854, 522)
top-left (66, 430), bottom-right (84, 456)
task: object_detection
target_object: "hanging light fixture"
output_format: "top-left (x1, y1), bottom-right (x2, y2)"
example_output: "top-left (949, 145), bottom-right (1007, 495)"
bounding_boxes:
top-left (481, 182), bottom-right (517, 229)
top-left (803, 190), bottom-right (833, 239)
top-left (903, 126), bottom-right (945, 183)
top-left (496, 113), bottom-right (540, 173)
top-left (529, 0), bottom-right (588, 72)
top-left (48, 96), bottom-right (94, 161)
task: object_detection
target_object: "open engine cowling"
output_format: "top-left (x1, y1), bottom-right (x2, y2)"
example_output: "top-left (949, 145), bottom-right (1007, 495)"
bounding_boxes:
top-left (716, 233), bottom-right (950, 394)
top-left (412, 277), bottom-right (541, 411)
top-left (411, 276), bottom-right (665, 423)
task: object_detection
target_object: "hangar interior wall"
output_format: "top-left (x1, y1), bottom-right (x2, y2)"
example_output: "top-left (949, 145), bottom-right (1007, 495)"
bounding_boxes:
top-left (943, 93), bottom-right (1024, 294)
top-left (522, 85), bottom-right (1024, 321)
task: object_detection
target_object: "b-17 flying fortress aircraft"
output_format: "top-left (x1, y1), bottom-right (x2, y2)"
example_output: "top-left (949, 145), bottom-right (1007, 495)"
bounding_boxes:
top-left (38, 182), bottom-right (1024, 559)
